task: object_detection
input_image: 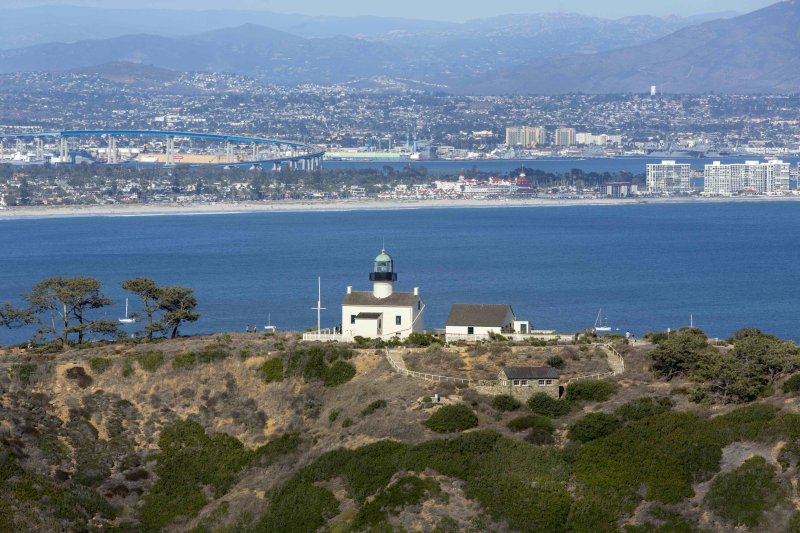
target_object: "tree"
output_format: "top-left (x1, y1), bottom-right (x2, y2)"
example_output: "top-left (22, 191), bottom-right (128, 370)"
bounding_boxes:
top-left (1, 277), bottom-right (115, 345)
top-left (121, 277), bottom-right (162, 340)
top-left (650, 328), bottom-right (709, 381)
top-left (158, 286), bottom-right (199, 338)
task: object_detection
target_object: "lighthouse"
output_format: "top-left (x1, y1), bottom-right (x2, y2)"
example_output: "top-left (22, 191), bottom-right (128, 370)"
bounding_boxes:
top-left (369, 248), bottom-right (397, 298)
top-left (342, 248), bottom-right (424, 340)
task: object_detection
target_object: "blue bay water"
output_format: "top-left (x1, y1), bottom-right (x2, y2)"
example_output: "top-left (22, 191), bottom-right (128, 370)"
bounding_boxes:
top-left (1, 202), bottom-right (799, 344)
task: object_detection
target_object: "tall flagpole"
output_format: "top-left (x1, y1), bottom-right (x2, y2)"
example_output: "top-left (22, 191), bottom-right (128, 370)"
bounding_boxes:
top-left (312, 276), bottom-right (326, 334)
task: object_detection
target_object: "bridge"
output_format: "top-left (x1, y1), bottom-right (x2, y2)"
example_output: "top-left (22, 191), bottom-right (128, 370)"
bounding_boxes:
top-left (0, 129), bottom-right (324, 170)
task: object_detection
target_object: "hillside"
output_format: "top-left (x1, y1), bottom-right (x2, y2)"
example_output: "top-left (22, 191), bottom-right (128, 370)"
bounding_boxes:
top-left (483, 0), bottom-right (800, 94)
top-left (0, 8), bottom-right (744, 90)
top-left (2, 329), bottom-right (800, 531)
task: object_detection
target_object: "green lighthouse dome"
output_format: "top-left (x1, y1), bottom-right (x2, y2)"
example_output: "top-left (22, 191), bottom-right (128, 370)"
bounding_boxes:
top-left (370, 248), bottom-right (397, 282)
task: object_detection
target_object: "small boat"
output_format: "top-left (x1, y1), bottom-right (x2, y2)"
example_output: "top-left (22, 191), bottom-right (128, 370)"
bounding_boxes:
top-left (594, 309), bottom-right (612, 333)
top-left (118, 298), bottom-right (136, 324)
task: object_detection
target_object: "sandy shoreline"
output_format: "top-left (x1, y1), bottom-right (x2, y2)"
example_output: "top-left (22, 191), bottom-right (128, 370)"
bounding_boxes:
top-left (1, 196), bottom-right (799, 219)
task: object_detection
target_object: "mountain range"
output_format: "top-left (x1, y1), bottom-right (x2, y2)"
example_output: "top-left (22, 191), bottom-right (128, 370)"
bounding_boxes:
top-left (0, 2), bottom-right (796, 94)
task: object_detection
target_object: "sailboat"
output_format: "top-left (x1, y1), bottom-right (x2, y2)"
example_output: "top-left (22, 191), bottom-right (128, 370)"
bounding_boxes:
top-left (594, 309), bottom-right (612, 333)
top-left (264, 313), bottom-right (277, 333)
top-left (118, 298), bottom-right (136, 324)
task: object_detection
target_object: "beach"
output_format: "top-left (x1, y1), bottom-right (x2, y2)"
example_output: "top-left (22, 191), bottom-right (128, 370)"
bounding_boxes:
top-left (1, 195), bottom-right (799, 219)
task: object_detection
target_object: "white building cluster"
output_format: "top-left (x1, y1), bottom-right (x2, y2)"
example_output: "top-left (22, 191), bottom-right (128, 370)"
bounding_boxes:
top-left (703, 160), bottom-right (791, 196)
top-left (646, 160), bottom-right (692, 194)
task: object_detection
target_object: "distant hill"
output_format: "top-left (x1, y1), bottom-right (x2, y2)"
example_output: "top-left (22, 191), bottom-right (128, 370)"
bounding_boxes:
top-left (479, 0), bottom-right (800, 94)
top-left (0, 7), bottom-right (745, 91)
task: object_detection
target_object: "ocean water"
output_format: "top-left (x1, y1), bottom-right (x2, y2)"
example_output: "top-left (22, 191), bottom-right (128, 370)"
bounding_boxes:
top-left (1, 202), bottom-right (799, 344)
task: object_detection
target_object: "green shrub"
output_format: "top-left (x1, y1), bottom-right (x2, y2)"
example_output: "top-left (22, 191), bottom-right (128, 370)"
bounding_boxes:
top-left (362, 400), bottom-right (388, 417)
top-left (121, 357), bottom-right (135, 377)
top-left (89, 357), bottom-right (112, 374)
top-left (424, 404), bottom-right (478, 433)
top-left (527, 393), bottom-right (572, 418)
top-left (328, 410), bottom-right (340, 423)
top-left (285, 345), bottom-right (356, 387)
top-left (507, 414), bottom-right (555, 433)
top-left (16, 364), bottom-right (36, 385)
top-left (259, 359), bottom-right (284, 383)
top-left (260, 483), bottom-right (339, 533)
top-left (783, 374), bottom-right (800, 393)
top-left (614, 397), bottom-right (674, 422)
top-left (137, 350), bottom-right (165, 372)
top-left (704, 456), bottom-right (786, 528)
top-left (565, 380), bottom-right (618, 403)
top-left (568, 413), bottom-right (622, 443)
top-left (526, 427), bottom-right (555, 445)
top-left (172, 352), bottom-right (196, 369)
top-left (342, 418), bottom-right (353, 428)
top-left (492, 394), bottom-right (522, 412)
top-left (546, 355), bottom-right (565, 370)
top-left (405, 332), bottom-right (442, 347)
top-left (324, 361), bottom-right (356, 386)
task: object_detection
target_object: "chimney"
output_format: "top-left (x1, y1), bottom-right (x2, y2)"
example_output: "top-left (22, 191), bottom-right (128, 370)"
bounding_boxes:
top-left (413, 287), bottom-right (419, 296)
top-left (347, 286), bottom-right (352, 294)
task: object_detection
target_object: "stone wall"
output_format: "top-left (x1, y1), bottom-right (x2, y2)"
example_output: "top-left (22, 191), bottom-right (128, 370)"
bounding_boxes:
top-left (475, 383), bottom-right (560, 400)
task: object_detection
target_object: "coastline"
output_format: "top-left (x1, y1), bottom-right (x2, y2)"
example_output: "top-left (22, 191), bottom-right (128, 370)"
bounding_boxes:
top-left (1, 195), bottom-right (799, 219)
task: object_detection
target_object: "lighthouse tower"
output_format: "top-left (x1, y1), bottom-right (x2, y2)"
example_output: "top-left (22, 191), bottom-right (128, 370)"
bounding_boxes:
top-left (369, 248), bottom-right (397, 299)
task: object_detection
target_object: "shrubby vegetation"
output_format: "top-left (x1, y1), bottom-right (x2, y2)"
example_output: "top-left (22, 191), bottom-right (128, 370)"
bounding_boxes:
top-left (139, 420), bottom-right (299, 530)
top-left (424, 404), bottom-right (479, 433)
top-left (704, 456), bottom-right (786, 528)
top-left (351, 475), bottom-right (443, 530)
top-left (284, 344), bottom-right (357, 386)
top-left (362, 399), bottom-right (388, 417)
top-left (89, 356), bottom-right (112, 374)
top-left (491, 394), bottom-right (522, 412)
top-left (259, 358), bottom-right (284, 383)
top-left (136, 350), bottom-right (164, 372)
top-left (257, 432), bottom-right (572, 533)
top-left (614, 397), bottom-right (674, 422)
top-left (650, 328), bottom-right (800, 403)
top-left (565, 380), bottom-right (618, 403)
top-left (527, 393), bottom-right (572, 418)
top-left (568, 413), bottom-right (622, 442)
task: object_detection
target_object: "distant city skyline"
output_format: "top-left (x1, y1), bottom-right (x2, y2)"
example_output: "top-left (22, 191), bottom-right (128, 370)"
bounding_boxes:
top-left (0, 0), bottom-right (779, 21)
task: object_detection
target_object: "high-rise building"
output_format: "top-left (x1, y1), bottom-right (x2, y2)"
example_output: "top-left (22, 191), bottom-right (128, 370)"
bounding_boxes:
top-left (505, 127), bottom-right (531, 148)
top-left (554, 127), bottom-right (576, 147)
top-left (646, 161), bottom-right (692, 194)
top-left (531, 127), bottom-right (546, 147)
top-left (704, 160), bottom-right (791, 195)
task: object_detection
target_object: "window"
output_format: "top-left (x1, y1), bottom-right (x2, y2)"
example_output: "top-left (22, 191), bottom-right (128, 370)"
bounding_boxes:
top-left (513, 380), bottom-right (520, 386)
top-left (418, 301), bottom-right (421, 310)
top-left (467, 326), bottom-right (474, 335)
top-left (350, 315), bottom-right (356, 324)
top-left (538, 380), bottom-right (545, 386)
top-left (396, 316), bottom-right (402, 326)
top-left (545, 379), bottom-right (553, 385)
top-left (520, 380), bottom-right (528, 386)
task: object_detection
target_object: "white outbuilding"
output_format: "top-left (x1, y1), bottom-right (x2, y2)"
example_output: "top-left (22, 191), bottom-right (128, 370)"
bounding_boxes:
top-left (341, 249), bottom-right (424, 340)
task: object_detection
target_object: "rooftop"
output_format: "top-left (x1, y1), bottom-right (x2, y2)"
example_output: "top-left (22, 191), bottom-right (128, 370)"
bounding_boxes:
top-left (501, 366), bottom-right (560, 380)
top-left (343, 291), bottom-right (417, 307)
top-left (446, 303), bottom-right (514, 327)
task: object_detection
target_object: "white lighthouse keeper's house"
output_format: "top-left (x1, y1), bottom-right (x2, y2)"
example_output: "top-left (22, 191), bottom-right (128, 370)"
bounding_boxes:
top-left (341, 248), bottom-right (424, 340)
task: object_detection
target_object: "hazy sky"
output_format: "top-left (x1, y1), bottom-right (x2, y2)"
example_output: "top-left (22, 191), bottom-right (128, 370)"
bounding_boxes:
top-left (2, 0), bottom-right (779, 20)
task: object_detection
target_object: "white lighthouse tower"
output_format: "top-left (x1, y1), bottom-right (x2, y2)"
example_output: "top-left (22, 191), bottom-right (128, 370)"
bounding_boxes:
top-left (370, 248), bottom-right (397, 299)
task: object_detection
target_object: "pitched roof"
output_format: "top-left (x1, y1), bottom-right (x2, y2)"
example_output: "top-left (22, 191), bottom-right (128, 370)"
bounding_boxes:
top-left (343, 291), bottom-right (417, 307)
top-left (502, 366), bottom-right (560, 380)
top-left (446, 304), bottom-right (514, 327)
